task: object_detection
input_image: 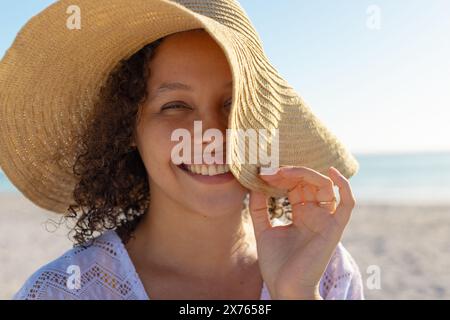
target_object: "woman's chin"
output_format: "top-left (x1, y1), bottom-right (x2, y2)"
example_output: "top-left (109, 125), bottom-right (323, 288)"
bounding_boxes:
top-left (186, 194), bottom-right (246, 215)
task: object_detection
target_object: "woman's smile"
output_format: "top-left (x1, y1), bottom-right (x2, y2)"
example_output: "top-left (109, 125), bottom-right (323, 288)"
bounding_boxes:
top-left (177, 162), bottom-right (235, 184)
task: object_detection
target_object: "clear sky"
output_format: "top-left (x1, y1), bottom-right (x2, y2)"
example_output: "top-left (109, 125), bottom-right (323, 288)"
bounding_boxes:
top-left (1, 0), bottom-right (449, 154)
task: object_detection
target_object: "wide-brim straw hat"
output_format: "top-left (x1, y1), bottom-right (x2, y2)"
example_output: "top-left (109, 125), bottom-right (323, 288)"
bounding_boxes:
top-left (0, 0), bottom-right (359, 214)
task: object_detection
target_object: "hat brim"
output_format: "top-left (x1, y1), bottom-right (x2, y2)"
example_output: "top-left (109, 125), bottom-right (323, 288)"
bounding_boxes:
top-left (0, 0), bottom-right (359, 214)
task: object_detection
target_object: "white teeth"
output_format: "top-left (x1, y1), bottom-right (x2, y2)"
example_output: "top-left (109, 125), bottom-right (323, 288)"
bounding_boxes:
top-left (208, 166), bottom-right (216, 176)
top-left (184, 164), bottom-right (230, 176)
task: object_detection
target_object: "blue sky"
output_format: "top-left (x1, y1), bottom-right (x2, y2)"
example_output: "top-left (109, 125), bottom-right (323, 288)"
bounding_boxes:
top-left (1, 0), bottom-right (449, 154)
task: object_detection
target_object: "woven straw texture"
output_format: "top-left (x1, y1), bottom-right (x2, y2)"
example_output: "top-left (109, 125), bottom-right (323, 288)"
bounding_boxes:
top-left (0, 0), bottom-right (359, 214)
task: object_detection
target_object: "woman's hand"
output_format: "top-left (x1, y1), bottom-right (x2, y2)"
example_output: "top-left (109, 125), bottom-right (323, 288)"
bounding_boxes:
top-left (249, 166), bottom-right (356, 300)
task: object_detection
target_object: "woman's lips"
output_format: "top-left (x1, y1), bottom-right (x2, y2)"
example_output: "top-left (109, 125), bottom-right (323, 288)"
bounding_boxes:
top-left (177, 163), bottom-right (235, 184)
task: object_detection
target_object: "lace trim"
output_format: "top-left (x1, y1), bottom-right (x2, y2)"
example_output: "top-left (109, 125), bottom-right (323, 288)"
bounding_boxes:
top-left (13, 231), bottom-right (363, 300)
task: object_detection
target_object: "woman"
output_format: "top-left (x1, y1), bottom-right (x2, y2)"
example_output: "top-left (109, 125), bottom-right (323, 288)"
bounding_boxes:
top-left (0, 0), bottom-right (363, 300)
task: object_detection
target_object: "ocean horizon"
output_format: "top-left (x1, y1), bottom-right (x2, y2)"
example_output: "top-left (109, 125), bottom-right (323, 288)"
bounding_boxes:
top-left (1, 151), bottom-right (450, 205)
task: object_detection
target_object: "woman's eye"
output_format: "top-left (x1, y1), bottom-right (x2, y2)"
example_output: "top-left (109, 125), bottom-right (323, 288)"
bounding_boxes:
top-left (160, 103), bottom-right (191, 112)
top-left (224, 99), bottom-right (232, 111)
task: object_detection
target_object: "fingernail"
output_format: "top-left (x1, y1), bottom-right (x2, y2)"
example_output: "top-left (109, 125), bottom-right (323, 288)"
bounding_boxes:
top-left (259, 166), bottom-right (279, 176)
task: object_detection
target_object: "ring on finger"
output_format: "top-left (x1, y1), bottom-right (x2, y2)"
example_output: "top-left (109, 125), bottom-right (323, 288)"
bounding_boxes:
top-left (290, 197), bottom-right (336, 207)
top-left (317, 197), bottom-right (337, 207)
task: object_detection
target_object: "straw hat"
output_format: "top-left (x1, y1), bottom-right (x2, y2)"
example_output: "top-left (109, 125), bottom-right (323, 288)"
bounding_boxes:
top-left (0, 0), bottom-right (359, 214)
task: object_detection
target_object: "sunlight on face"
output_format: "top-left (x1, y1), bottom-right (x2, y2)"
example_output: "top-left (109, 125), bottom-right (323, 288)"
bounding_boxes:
top-left (135, 29), bottom-right (247, 216)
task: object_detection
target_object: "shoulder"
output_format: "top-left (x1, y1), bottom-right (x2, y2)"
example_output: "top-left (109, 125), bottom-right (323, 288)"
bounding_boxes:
top-left (319, 242), bottom-right (365, 300)
top-left (12, 231), bottom-right (145, 300)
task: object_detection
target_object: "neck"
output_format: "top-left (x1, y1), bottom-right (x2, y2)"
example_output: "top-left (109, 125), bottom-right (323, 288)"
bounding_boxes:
top-left (125, 186), bottom-right (257, 281)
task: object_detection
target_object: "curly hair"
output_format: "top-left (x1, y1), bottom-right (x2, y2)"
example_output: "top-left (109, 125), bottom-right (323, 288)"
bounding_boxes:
top-left (64, 34), bottom-right (292, 246)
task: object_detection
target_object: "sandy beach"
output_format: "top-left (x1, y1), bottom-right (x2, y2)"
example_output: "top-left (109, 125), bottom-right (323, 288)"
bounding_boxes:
top-left (1, 192), bottom-right (449, 300)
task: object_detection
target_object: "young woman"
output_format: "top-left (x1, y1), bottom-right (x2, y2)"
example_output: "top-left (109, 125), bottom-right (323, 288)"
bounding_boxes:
top-left (0, 0), bottom-right (363, 300)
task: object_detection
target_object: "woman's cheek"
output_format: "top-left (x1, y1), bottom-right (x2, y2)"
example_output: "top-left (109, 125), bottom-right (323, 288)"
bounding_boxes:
top-left (141, 117), bottom-right (190, 163)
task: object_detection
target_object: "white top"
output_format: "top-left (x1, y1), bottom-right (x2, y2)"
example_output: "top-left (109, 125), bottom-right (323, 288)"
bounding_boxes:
top-left (13, 230), bottom-right (364, 300)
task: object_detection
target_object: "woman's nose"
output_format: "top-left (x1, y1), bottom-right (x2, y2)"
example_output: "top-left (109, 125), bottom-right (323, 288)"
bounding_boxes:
top-left (197, 108), bottom-right (228, 137)
top-left (191, 108), bottom-right (228, 162)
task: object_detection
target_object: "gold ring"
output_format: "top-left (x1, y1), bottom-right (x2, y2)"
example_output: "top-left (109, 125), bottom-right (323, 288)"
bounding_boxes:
top-left (290, 197), bottom-right (336, 207)
top-left (317, 197), bottom-right (337, 206)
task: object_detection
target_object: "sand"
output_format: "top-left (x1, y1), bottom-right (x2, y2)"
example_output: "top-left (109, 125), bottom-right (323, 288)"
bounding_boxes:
top-left (1, 192), bottom-right (449, 299)
top-left (344, 202), bottom-right (450, 299)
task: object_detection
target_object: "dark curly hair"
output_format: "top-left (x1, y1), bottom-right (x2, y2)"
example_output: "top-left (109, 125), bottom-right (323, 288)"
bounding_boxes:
top-left (64, 33), bottom-right (292, 246)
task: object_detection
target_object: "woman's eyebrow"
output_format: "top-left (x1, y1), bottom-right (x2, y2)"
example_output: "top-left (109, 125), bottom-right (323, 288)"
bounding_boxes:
top-left (156, 82), bottom-right (193, 94)
top-left (147, 82), bottom-right (192, 103)
top-left (149, 81), bottom-right (232, 101)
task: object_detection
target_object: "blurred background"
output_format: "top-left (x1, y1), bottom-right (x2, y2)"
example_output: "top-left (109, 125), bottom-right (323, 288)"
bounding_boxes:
top-left (1, 0), bottom-right (449, 299)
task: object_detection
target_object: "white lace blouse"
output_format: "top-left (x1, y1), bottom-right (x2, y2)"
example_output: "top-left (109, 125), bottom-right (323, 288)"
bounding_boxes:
top-left (12, 230), bottom-right (364, 300)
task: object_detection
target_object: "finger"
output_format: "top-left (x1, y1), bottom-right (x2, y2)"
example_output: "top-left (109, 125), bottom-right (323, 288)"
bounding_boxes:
top-left (303, 184), bottom-right (316, 202)
top-left (318, 198), bottom-right (337, 213)
top-left (248, 190), bottom-right (272, 239)
top-left (292, 202), bottom-right (329, 235)
top-left (294, 182), bottom-right (334, 209)
top-left (279, 166), bottom-right (333, 189)
top-left (283, 167), bottom-right (335, 206)
top-left (328, 167), bottom-right (356, 226)
top-left (261, 166), bottom-right (335, 201)
top-left (287, 182), bottom-right (303, 204)
top-left (287, 183), bottom-right (314, 209)
top-left (288, 188), bottom-right (317, 236)
top-left (315, 175), bottom-right (337, 213)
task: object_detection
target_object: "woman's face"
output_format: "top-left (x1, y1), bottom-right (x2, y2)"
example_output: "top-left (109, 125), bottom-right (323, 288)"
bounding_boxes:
top-left (135, 29), bottom-right (247, 216)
